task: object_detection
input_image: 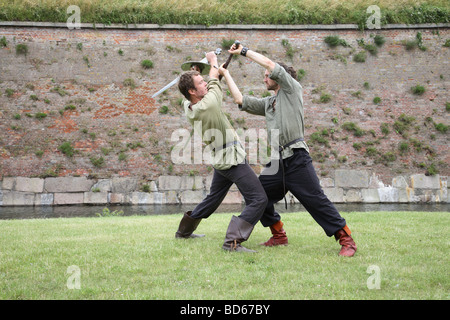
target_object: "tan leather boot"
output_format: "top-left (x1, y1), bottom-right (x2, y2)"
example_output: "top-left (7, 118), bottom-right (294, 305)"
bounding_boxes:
top-left (260, 220), bottom-right (288, 246)
top-left (335, 225), bottom-right (357, 257)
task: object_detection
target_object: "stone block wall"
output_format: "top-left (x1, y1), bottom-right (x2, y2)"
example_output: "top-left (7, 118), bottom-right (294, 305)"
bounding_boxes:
top-left (0, 170), bottom-right (448, 206)
top-left (317, 170), bottom-right (448, 204)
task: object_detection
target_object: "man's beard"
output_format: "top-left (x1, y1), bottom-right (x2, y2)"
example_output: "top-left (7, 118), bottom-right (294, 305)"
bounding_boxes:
top-left (266, 83), bottom-right (279, 91)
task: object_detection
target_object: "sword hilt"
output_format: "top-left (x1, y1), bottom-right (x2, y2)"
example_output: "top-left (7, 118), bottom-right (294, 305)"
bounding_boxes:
top-left (219, 41), bottom-right (240, 81)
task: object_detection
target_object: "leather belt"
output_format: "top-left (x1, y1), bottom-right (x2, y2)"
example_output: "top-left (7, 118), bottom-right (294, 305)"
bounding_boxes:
top-left (279, 138), bottom-right (304, 152)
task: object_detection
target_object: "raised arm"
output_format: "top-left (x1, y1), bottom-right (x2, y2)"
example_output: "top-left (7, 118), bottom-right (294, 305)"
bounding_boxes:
top-left (218, 65), bottom-right (266, 116)
top-left (206, 51), bottom-right (220, 80)
top-left (228, 43), bottom-right (276, 73)
top-left (218, 65), bottom-right (243, 105)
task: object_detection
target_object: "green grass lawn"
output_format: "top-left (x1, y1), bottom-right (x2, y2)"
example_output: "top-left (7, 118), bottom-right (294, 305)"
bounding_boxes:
top-left (0, 211), bottom-right (448, 300)
top-left (0, 0), bottom-right (448, 26)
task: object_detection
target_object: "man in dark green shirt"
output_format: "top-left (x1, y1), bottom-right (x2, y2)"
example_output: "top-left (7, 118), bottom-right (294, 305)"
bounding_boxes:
top-left (174, 51), bottom-right (267, 252)
top-left (221, 44), bottom-right (357, 257)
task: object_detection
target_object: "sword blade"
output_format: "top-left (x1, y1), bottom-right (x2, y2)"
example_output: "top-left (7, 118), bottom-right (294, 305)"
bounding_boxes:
top-left (152, 48), bottom-right (221, 98)
top-left (151, 76), bottom-right (180, 98)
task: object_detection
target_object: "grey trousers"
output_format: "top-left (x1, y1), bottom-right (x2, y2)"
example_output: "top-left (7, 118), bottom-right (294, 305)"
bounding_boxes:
top-left (190, 161), bottom-right (267, 226)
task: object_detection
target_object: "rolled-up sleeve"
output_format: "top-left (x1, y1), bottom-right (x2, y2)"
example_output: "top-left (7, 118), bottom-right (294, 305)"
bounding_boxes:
top-left (240, 95), bottom-right (267, 116)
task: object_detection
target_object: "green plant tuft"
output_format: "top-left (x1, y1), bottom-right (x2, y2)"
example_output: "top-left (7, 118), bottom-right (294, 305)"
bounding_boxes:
top-left (374, 34), bottom-right (386, 47)
top-left (15, 43), bottom-right (28, 55)
top-left (324, 35), bottom-right (349, 48)
top-left (411, 85), bottom-right (426, 95)
top-left (141, 59), bottom-right (154, 69)
top-left (342, 122), bottom-right (365, 137)
top-left (58, 142), bottom-right (74, 157)
top-left (353, 51), bottom-right (366, 63)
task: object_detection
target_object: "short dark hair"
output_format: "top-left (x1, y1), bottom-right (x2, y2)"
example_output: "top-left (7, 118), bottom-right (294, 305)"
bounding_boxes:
top-left (178, 71), bottom-right (200, 100)
top-left (278, 62), bottom-right (297, 80)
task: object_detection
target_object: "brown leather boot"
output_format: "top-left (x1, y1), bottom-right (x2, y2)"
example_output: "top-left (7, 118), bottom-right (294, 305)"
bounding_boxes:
top-left (222, 216), bottom-right (257, 252)
top-left (175, 211), bottom-right (205, 239)
top-left (260, 220), bottom-right (288, 247)
top-left (334, 225), bottom-right (357, 257)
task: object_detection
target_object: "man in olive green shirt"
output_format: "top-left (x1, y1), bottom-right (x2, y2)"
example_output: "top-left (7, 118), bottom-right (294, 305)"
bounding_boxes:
top-left (221, 44), bottom-right (357, 257)
top-left (174, 51), bottom-right (267, 252)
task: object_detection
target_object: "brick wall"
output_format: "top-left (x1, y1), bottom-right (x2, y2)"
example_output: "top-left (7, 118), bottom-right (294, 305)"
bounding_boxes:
top-left (0, 24), bottom-right (449, 192)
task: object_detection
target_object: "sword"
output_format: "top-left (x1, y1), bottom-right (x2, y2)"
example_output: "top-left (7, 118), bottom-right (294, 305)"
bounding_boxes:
top-left (151, 76), bottom-right (180, 98)
top-left (151, 48), bottom-right (222, 98)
